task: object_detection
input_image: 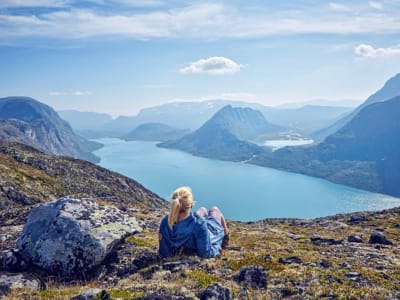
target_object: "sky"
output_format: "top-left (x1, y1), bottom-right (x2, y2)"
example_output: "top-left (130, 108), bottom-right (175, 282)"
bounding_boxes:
top-left (1, 0), bottom-right (400, 117)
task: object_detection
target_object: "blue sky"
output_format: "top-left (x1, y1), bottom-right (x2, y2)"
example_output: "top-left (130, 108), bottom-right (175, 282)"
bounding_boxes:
top-left (1, 0), bottom-right (400, 116)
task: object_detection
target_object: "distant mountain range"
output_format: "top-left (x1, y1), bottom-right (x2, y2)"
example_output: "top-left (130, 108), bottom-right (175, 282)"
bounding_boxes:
top-left (314, 73), bottom-right (400, 141)
top-left (0, 97), bottom-right (102, 163)
top-left (251, 95), bottom-right (400, 197)
top-left (63, 100), bottom-right (352, 138)
top-left (123, 123), bottom-right (191, 142)
top-left (159, 105), bottom-right (275, 161)
top-left (58, 110), bottom-right (113, 130)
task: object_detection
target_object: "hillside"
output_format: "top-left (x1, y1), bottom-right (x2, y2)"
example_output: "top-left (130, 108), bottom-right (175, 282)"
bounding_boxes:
top-left (123, 123), bottom-right (191, 142)
top-left (2, 200), bottom-right (400, 299)
top-left (314, 73), bottom-right (400, 141)
top-left (0, 141), bottom-right (166, 211)
top-left (0, 97), bottom-right (102, 163)
top-left (253, 96), bottom-right (400, 197)
top-left (159, 105), bottom-right (271, 162)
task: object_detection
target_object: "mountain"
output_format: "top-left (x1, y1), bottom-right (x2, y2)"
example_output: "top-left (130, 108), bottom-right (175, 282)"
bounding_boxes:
top-left (277, 99), bottom-right (361, 108)
top-left (123, 123), bottom-right (191, 142)
top-left (314, 73), bottom-right (400, 141)
top-left (58, 110), bottom-right (113, 130)
top-left (58, 110), bottom-right (115, 139)
top-left (0, 97), bottom-right (102, 163)
top-left (260, 105), bottom-right (352, 134)
top-left (253, 96), bottom-right (400, 197)
top-left (0, 141), bottom-right (166, 210)
top-left (100, 100), bottom-right (246, 135)
top-left (314, 96), bottom-right (400, 196)
top-left (159, 105), bottom-right (274, 162)
top-left (94, 100), bottom-right (349, 138)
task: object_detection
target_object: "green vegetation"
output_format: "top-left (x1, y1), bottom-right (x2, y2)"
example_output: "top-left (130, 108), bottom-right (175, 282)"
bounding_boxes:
top-left (186, 270), bottom-right (219, 288)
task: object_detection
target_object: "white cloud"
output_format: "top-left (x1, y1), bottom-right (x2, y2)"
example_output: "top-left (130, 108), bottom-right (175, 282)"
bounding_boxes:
top-left (0, 0), bottom-right (66, 8)
top-left (49, 91), bottom-right (92, 96)
top-left (180, 57), bottom-right (244, 75)
top-left (369, 1), bottom-right (383, 10)
top-left (329, 2), bottom-right (351, 11)
top-left (1, 2), bottom-right (400, 40)
top-left (354, 44), bottom-right (400, 58)
top-left (111, 0), bottom-right (164, 7)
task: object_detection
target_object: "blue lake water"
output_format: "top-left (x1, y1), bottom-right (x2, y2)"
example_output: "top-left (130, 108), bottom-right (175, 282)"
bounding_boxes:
top-left (94, 138), bottom-right (400, 221)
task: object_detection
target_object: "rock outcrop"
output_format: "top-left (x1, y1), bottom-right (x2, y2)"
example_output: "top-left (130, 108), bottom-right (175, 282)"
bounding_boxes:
top-left (16, 197), bottom-right (142, 276)
top-left (0, 272), bottom-right (41, 296)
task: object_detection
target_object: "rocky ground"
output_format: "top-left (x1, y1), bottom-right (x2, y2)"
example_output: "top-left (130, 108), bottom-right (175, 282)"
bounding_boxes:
top-left (1, 201), bottom-right (400, 300)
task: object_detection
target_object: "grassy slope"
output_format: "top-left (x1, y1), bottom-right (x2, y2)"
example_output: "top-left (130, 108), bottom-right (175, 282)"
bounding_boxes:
top-left (0, 141), bottom-right (167, 210)
top-left (3, 206), bottom-right (400, 299)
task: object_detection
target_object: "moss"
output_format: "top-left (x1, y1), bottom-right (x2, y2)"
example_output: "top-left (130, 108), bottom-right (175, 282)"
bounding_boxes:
top-left (186, 270), bottom-right (219, 288)
top-left (31, 287), bottom-right (83, 299)
top-left (108, 289), bottom-right (143, 299)
top-left (125, 236), bottom-right (154, 248)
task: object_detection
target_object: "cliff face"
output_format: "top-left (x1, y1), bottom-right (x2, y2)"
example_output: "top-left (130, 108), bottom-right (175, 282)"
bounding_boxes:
top-left (0, 97), bottom-right (102, 163)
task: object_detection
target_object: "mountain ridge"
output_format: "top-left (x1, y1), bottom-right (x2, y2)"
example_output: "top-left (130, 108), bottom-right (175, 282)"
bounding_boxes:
top-left (159, 105), bottom-right (273, 162)
top-left (123, 123), bottom-right (191, 142)
top-left (0, 97), bottom-right (102, 163)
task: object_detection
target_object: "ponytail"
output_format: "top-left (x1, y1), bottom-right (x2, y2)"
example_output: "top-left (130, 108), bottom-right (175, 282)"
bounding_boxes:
top-left (168, 186), bottom-right (194, 229)
top-left (168, 198), bottom-right (181, 229)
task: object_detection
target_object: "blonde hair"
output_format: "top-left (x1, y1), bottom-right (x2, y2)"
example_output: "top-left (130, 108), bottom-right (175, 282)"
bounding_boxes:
top-left (168, 186), bottom-right (194, 229)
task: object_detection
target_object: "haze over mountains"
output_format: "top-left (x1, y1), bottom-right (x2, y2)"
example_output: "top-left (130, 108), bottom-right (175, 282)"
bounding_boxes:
top-left (314, 73), bottom-right (400, 142)
top-left (61, 100), bottom-right (353, 139)
top-left (0, 97), bottom-right (102, 163)
top-left (123, 123), bottom-right (191, 142)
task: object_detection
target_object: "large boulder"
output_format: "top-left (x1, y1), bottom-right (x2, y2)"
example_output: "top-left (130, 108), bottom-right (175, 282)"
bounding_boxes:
top-left (16, 197), bottom-right (142, 276)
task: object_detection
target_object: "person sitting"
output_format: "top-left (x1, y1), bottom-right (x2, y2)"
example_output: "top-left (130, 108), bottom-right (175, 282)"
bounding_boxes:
top-left (158, 186), bottom-right (229, 258)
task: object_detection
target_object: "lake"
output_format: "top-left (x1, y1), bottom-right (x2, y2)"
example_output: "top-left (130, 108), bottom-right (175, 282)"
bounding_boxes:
top-left (94, 138), bottom-right (400, 221)
top-left (263, 139), bottom-right (314, 151)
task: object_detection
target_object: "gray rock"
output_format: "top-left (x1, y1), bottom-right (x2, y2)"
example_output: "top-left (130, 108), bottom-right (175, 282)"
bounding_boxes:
top-left (0, 249), bottom-right (27, 272)
top-left (348, 235), bottom-right (363, 243)
top-left (315, 259), bottom-right (331, 269)
top-left (310, 237), bottom-right (343, 246)
top-left (368, 232), bottom-right (393, 245)
top-left (348, 214), bottom-right (369, 224)
top-left (162, 258), bottom-right (200, 272)
top-left (201, 283), bottom-right (232, 300)
top-left (235, 265), bottom-right (267, 290)
top-left (70, 288), bottom-right (110, 300)
top-left (16, 197), bottom-right (142, 276)
top-left (279, 256), bottom-right (302, 265)
top-left (0, 272), bottom-right (41, 297)
top-left (136, 295), bottom-right (193, 300)
top-left (345, 272), bottom-right (362, 282)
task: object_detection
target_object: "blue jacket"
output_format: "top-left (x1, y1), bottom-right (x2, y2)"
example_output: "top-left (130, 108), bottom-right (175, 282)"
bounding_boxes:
top-left (159, 213), bottom-right (224, 258)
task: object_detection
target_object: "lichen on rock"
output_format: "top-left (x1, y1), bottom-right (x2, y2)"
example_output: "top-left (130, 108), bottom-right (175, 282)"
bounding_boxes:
top-left (16, 197), bottom-right (142, 276)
